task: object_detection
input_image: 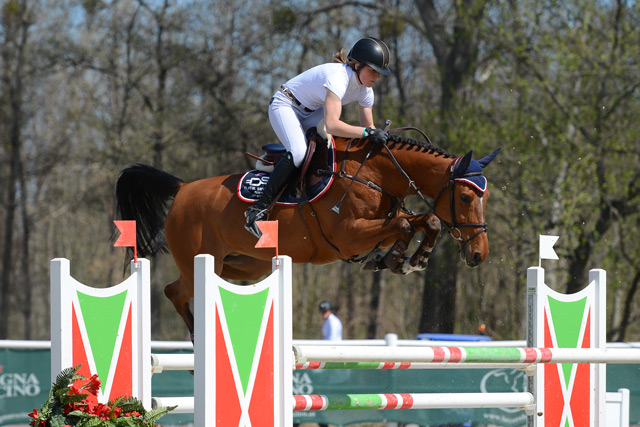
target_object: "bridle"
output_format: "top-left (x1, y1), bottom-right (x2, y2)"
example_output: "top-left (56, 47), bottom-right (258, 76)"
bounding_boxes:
top-left (327, 135), bottom-right (488, 249)
top-left (429, 156), bottom-right (488, 245)
top-left (382, 147), bottom-right (488, 250)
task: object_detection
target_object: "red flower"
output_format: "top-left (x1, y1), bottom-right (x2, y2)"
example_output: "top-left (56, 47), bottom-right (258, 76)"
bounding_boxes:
top-left (27, 409), bottom-right (46, 427)
top-left (93, 403), bottom-right (113, 420)
top-left (84, 374), bottom-right (101, 396)
top-left (63, 401), bottom-right (85, 414)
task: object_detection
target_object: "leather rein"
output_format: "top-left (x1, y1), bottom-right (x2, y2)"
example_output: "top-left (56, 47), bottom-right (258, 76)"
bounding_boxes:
top-left (321, 129), bottom-right (488, 248)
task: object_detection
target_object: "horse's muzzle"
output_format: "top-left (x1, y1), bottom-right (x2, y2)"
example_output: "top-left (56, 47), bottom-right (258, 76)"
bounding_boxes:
top-left (459, 238), bottom-right (487, 267)
top-left (467, 251), bottom-right (484, 267)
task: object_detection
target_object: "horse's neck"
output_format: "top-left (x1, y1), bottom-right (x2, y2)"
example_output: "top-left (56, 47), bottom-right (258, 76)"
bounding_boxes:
top-left (334, 137), bottom-right (453, 198)
top-left (388, 148), bottom-right (452, 198)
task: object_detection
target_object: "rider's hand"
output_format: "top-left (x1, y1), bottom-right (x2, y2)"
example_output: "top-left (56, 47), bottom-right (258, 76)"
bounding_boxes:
top-left (365, 127), bottom-right (389, 145)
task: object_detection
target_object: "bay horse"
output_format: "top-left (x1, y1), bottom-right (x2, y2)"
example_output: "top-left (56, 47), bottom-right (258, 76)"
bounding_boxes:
top-left (115, 132), bottom-right (499, 337)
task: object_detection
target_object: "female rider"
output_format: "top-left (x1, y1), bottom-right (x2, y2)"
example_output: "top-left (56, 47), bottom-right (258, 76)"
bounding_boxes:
top-left (245, 37), bottom-right (392, 238)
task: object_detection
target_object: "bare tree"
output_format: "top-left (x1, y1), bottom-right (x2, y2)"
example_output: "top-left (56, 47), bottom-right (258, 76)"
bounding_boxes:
top-left (0, 0), bottom-right (33, 339)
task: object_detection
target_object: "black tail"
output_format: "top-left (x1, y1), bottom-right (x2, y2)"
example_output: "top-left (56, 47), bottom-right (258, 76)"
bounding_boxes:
top-left (115, 164), bottom-right (184, 262)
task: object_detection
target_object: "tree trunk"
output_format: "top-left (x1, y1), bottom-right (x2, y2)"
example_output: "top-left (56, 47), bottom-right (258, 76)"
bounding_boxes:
top-left (0, 145), bottom-right (18, 339)
top-left (341, 263), bottom-right (355, 340)
top-left (414, 0), bottom-right (488, 335)
top-left (18, 156), bottom-right (32, 339)
top-left (367, 271), bottom-right (382, 339)
top-left (610, 270), bottom-right (640, 342)
top-left (419, 240), bottom-right (458, 333)
top-left (0, 1), bottom-right (29, 338)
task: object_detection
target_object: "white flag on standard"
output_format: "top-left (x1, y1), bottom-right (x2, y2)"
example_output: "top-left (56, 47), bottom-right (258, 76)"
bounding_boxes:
top-left (539, 235), bottom-right (559, 261)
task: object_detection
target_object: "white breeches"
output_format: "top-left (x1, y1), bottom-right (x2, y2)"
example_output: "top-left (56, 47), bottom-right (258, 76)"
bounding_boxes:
top-left (268, 91), bottom-right (324, 167)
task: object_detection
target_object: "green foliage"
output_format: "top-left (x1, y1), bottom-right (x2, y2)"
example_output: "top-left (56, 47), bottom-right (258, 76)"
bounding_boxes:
top-left (81, 0), bottom-right (106, 16)
top-left (272, 6), bottom-right (296, 33)
top-left (2, 0), bottom-right (19, 15)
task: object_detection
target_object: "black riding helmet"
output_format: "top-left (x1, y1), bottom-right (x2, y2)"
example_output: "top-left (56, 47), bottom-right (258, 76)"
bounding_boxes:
top-left (347, 37), bottom-right (391, 76)
top-left (318, 300), bottom-right (334, 312)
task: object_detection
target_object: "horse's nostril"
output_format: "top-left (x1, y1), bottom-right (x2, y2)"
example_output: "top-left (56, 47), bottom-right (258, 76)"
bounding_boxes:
top-left (473, 252), bottom-right (482, 265)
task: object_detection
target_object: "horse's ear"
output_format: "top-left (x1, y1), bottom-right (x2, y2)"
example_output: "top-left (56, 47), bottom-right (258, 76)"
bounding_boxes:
top-left (456, 151), bottom-right (473, 176)
top-left (478, 148), bottom-right (501, 168)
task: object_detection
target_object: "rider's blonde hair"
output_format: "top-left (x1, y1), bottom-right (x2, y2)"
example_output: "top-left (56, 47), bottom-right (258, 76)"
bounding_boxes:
top-left (333, 49), bottom-right (358, 70)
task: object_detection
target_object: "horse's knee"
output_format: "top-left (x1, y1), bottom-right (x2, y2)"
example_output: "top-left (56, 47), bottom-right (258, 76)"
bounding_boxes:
top-left (393, 218), bottom-right (415, 242)
top-left (426, 214), bottom-right (441, 232)
top-left (422, 215), bottom-right (441, 243)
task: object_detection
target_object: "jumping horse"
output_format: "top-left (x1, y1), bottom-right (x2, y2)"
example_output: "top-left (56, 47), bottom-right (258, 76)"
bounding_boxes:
top-left (115, 130), bottom-right (500, 337)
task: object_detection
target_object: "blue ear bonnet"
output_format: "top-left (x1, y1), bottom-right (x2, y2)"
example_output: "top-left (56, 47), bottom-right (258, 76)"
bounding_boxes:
top-left (454, 159), bottom-right (487, 192)
top-left (452, 149), bottom-right (500, 193)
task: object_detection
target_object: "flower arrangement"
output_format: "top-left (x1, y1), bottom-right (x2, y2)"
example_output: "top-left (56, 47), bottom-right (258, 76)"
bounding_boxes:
top-left (28, 366), bottom-right (173, 426)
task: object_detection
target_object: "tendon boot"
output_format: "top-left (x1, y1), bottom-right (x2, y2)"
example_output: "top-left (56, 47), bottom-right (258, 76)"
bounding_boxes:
top-left (244, 152), bottom-right (297, 238)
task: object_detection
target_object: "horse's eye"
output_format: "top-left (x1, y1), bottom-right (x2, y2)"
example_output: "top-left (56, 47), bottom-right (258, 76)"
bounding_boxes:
top-left (460, 194), bottom-right (471, 203)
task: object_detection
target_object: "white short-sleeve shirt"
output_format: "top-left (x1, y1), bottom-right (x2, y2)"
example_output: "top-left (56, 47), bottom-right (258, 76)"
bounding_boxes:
top-left (284, 63), bottom-right (374, 111)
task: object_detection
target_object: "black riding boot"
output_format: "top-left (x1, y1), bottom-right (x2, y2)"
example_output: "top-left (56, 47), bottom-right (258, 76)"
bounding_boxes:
top-left (244, 152), bottom-right (297, 238)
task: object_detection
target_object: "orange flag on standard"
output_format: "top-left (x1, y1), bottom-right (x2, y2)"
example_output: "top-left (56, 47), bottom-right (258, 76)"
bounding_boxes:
top-left (114, 220), bottom-right (137, 263)
top-left (255, 220), bottom-right (279, 260)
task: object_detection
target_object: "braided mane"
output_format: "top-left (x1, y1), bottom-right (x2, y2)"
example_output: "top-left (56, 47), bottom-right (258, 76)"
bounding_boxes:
top-left (387, 133), bottom-right (454, 158)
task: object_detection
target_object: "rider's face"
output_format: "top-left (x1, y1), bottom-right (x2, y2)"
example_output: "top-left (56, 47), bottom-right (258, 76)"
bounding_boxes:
top-left (359, 65), bottom-right (381, 88)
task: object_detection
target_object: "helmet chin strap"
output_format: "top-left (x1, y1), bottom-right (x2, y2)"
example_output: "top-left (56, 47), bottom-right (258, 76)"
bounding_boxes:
top-left (355, 64), bottom-right (364, 85)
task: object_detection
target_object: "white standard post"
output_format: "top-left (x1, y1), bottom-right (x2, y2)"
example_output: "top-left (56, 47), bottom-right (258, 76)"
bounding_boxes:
top-left (275, 256), bottom-right (294, 426)
top-left (529, 266), bottom-right (607, 427)
top-left (133, 259), bottom-right (152, 410)
top-left (591, 269), bottom-right (607, 426)
top-left (194, 255), bottom-right (216, 425)
top-left (50, 258), bottom-right (151, 409)
top-left (50, 258), bottom-right (71, 384)
top-left (193, 255), bottom-right (293, 426)
top-left (526, 266), bottom-right (543, 427)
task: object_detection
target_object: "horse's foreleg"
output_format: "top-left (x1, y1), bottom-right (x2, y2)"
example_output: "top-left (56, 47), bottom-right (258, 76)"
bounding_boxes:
top-left (354, 217), bottom-right (414, 272)
top-left (408, 214), bottom-right (441, 270)
top-left (381, 239), bottom-right (409, 271)
top-left (375, 214), bottom-right (442, 275)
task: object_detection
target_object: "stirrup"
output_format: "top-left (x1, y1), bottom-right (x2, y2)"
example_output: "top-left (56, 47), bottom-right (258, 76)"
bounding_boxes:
top-left (244, 207), bottom-right (269, 238)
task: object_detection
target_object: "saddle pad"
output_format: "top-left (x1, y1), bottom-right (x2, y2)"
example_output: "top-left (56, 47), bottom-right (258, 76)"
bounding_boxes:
top-left (238, 139), bottom-right (336, 206)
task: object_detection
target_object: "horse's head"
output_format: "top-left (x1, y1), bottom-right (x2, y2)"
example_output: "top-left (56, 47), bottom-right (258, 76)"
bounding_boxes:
top-left (435, 149), bottom-right (500, 267)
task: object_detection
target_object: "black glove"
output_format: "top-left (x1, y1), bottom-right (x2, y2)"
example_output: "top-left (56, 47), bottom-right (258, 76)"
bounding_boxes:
top-left (365, 127), bottom-right (388, 145)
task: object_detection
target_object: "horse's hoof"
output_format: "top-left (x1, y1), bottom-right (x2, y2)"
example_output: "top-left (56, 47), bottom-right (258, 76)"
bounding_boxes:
top-left (362, 252), bottom-right (384, 271)
top-left (363, 259), bottom-right (381, 271)
top-left (391, 257), bottom-right (413, 275)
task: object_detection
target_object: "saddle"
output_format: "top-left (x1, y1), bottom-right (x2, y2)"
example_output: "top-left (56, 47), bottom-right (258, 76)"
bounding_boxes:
top-left (240, 127), bottom-right (334, 204)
